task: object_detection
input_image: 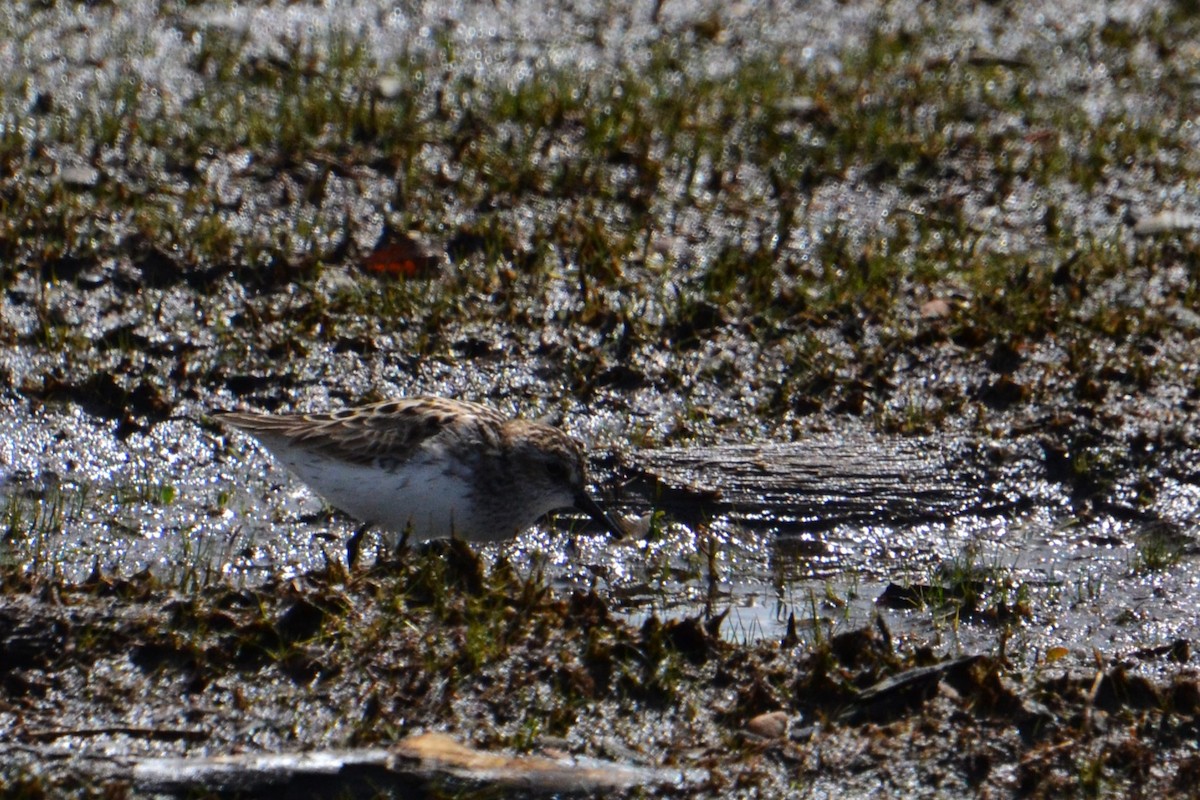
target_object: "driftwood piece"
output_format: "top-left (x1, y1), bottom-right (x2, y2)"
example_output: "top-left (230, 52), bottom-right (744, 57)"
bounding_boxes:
top-left (132, 731), bottom-right (701, 798)
top-left (612, 435), bottom-right (1027, 533)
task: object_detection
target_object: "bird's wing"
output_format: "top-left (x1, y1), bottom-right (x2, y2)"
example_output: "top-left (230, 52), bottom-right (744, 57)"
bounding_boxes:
top-left (215, 397), bottom-right (506, 465)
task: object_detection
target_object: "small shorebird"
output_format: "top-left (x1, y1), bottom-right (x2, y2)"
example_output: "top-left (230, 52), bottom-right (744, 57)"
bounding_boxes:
top-left (215, 397), bottom-right (624, 561)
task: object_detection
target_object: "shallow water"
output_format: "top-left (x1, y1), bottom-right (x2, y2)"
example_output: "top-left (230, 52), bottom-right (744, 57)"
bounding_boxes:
top-left (3, 398), bottom-right (1196, 684)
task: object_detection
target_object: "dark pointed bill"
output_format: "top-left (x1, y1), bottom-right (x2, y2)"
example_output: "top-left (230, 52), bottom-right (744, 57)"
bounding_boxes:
top-left (574, 491), bottom-right (627, 539)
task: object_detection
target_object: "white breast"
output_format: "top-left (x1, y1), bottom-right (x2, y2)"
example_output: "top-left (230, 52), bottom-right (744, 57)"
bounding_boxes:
top-left (282, 452), bottom-right (475, 541)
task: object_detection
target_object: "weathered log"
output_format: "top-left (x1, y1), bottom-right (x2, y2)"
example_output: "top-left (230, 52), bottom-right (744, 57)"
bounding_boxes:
top-left (132, 731), bottom-right (702, 798)
top-left (610, 435), bottom-right (1032, 533)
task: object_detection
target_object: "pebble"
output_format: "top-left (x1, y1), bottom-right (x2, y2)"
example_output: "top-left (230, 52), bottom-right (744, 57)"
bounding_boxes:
top-left (745, 711), bottom-right (789, 739)
top-left (1132, 210), bottom-right (1200, 237)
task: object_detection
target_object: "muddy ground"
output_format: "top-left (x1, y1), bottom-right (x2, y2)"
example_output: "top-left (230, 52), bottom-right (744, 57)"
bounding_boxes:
top-left (2, 0), bottom-right (1200, 797)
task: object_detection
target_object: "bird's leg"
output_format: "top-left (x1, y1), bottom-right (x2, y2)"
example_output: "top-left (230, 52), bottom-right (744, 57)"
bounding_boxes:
top-left (394, 525), bottom-right (412, 561)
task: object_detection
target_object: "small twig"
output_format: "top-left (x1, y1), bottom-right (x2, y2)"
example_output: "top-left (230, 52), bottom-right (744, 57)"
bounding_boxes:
top-left (23, 726), bottom-right (210, 743)
top-left (1081, 667), bottom-right (1105, 735)
top-left (1, 742), bottom-right (137, 764)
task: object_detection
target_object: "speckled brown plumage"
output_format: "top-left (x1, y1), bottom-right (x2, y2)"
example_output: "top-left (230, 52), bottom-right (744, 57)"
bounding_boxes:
top-left (215, 397), bottom-right (623, 546)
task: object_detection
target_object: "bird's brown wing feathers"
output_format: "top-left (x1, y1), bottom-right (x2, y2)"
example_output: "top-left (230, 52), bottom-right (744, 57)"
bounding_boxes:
top-left (215, 397), bottom-right (506, 465)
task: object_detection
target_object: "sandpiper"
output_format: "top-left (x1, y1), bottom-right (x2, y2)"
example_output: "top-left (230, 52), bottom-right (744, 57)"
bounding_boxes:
top-left (215, 397), bottom-right (624, 558)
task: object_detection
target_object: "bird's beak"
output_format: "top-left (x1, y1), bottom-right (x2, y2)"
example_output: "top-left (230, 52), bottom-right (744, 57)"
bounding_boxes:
top-left (574, 491), bottom-right (627, 539)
